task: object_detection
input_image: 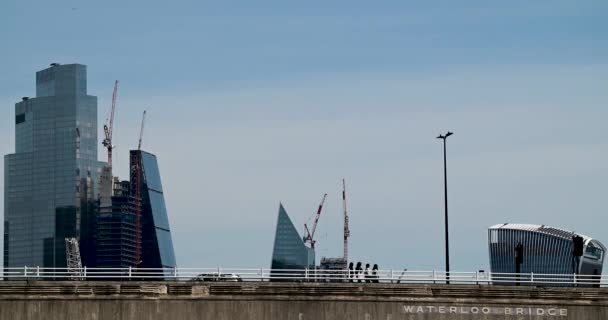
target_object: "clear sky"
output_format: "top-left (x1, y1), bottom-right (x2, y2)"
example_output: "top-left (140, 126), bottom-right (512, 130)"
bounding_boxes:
top-left (1, 0), bottom-right (607, 271)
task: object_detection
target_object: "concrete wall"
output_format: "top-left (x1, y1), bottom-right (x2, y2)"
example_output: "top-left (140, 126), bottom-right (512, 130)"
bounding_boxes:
top-left (0, 281), bottom-right (607, 320)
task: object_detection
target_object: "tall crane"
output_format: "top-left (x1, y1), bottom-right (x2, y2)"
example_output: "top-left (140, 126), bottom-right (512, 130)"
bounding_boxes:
top-left (102, 80), bottom-right (119, 167)
top-left (304, 193), bottom-right (327, 249)
top-left (342, 178), bottom-right (350, 263)
top-left (134, 110), bottom-right (146, 265)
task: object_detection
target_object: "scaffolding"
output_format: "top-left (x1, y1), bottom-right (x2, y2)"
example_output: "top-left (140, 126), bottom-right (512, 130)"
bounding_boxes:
top-left (65, 237), bottom-right (83, 279)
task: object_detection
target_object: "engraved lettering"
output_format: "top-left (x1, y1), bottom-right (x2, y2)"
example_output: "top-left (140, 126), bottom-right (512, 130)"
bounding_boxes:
top-left (449, 307), bottom-right (457, 313)
top-left (438, 306), bottom-right (445, 314)
top-left (482, 307), bottom-right (491, 314)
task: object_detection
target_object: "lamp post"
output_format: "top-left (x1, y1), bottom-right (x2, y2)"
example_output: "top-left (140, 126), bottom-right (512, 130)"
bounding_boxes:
top-left (437, 131), bottom-right (453, 284)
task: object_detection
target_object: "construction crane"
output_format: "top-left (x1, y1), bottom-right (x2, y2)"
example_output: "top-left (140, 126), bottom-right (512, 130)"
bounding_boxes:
top-left (138, 110), bottom-right (146, 150)
top-left (102, 80), bottom-right (119, 167)
top-left (65, 237), bottom-right (83, 279)
top-left (304, 193), bottom-right (327, 249)
top-left (342, 178), bottom-right (350, 263)
top-left (133, 110), bottom-right (146, 265)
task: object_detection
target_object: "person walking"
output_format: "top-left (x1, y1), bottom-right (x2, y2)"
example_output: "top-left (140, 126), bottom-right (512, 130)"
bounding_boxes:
top-left (364, 263), bottom-right (371, 283)
top-left (355, 262), bottom-right (362, 283)
top-left (372, 264), bottom-right (379, 283)
top-left (348, 262), bottom-right (354, 283)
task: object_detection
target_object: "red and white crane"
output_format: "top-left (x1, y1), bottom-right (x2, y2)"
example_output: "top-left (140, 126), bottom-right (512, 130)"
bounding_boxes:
top-left (304, 193), bottom-right (327, 249)
top-left (342, 178), bottom-right (350, 262)
top-left (102, 80), bottom-right (118, 167)
top-left (134, 110), bottom-right (146, 265)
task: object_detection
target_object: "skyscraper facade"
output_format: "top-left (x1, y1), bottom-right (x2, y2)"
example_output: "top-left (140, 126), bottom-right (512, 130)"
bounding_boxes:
top-left (95, 178), bottom-right (137, 268)
top-left (130, 150), bottom-right (176, 270)
top-left (488, 223), bottom-right (605, 286)
top-left (271, 204), bottom-right (315, 272)
top-left (4, 63), bottom-right (104, 268)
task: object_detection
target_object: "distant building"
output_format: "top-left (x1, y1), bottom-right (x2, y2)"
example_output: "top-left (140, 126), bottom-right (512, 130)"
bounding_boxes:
top-left (130, 150), bottom-right (176, 270)
top-left (270, 204), bottom-right (315, 273)
top-left (4, 63), bottom-right (177, 273)
top-left (488, 223), bottom-right (605, 286)
top-left (4, 63), bottom-right (104, 268)
top-left (95, 178), bottom-right (137, 268)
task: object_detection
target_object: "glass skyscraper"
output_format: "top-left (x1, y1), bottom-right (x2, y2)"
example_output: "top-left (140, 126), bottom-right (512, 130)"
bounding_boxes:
top-left (488, 223), bottom-right (605, 286)
top-left (271, 204), bottom-right (315, 272)
top-left (130, 150), bottom-right (176, 270)
top-left (4, 63), bottom-right (104, 268)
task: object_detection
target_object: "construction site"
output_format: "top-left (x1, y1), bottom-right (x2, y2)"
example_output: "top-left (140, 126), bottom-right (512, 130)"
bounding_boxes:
top-left (89, 78), bottom-right (176, 275)
top-left (270, 178), bottom-right (356, 279)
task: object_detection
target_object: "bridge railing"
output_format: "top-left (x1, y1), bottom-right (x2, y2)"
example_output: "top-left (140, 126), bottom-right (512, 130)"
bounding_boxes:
top-left (0, 267), bottom-right (605, 286)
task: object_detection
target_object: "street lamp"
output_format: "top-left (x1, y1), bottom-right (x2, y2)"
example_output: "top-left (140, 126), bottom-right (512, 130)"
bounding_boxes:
top-left (437, 131), bottom-right (453, 284)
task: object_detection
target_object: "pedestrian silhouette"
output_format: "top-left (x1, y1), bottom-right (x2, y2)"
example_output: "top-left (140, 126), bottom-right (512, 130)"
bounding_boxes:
top-left (372, 264), bottom-right (379, 283)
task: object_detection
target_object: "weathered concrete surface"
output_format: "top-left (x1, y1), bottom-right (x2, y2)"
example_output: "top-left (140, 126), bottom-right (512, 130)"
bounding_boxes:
top-left (0, 281), bottom-right (607, 320)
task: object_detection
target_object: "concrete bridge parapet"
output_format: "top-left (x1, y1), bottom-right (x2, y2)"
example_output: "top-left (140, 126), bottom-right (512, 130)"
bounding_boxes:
top-left (0, 281), bottom-right (607, 319)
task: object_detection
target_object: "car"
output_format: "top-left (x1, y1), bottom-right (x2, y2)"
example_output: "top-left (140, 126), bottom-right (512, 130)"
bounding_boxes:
top-left (190, 273), bottom-right (242, 282)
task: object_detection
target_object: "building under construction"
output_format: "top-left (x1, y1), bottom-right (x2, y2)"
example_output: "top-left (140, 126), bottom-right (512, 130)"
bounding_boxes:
top-left (95, 150), bottom-right (176, 271)
top-left (95, 178), bottom-right (137, 268)
top-left (270, 179), bottom-right (351, 278)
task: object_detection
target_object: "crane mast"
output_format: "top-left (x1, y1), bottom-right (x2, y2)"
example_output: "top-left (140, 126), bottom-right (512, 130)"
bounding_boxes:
top-left (134, 110), bottom-right (146, 265)
top-left (304, 193), bottom-right (327, 249)
top-left (102, 80), bottom-right (118, 167)
top-left (342, 178), bottom-right (350, 263)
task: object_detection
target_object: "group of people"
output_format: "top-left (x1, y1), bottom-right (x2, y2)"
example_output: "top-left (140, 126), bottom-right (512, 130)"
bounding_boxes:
top-left (348, 262), bottom-right (379, 283)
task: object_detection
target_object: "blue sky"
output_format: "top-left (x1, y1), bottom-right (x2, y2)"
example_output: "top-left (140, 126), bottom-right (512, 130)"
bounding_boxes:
top-left (1, 1), bottom-right (607, 271)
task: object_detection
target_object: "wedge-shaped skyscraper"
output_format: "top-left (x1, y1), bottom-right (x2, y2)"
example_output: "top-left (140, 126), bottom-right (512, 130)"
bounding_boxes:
top-left (130, 150), bottom-right (176, 270)
top-left (271, 204), bottom-right (315, 272)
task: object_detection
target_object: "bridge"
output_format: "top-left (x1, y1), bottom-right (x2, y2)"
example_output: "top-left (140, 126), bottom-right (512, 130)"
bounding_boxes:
top-left (0, 279), bottom-right (607, 319)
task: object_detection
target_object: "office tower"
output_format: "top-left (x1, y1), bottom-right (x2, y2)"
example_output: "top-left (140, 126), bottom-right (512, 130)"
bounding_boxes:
top-left (488, 223), bottom-right (605, 286)
top-left (4, 63), bottom-right (104, 268)
top-left (130, 150), bottom-right (176, 270)
top-left (271, 204), bottom-right (315, 273)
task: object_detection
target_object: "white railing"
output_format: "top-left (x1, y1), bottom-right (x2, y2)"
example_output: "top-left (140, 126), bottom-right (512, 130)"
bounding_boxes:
top-left (0, 267), bottom-right (605, 286)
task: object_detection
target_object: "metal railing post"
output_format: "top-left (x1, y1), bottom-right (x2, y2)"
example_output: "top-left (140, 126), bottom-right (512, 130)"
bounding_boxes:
top-left (260, 267), bottom-right (264, 281)
top-left (530, 272), bottom-right (534, 283)
top-left (24, 266), bottom-right (27, 278)
top-left (305, 268), bottom-right (308, 280)
top-left (573, 273), bottom-right (577, 285)
top-left (173, 267), bottom-right (178, 280)
top-left (390, 269), bottom-right (394, 283)
top-left (36, 266), bottom-right (40, 278)
top-left (432, 270), bottom-right (436, 284)
top-left (84, 266), bottom-right (87, 278)
top-left (475, 270), bottom-right (479, 285)
top-left (128, 266), bottom-right (132, 280)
